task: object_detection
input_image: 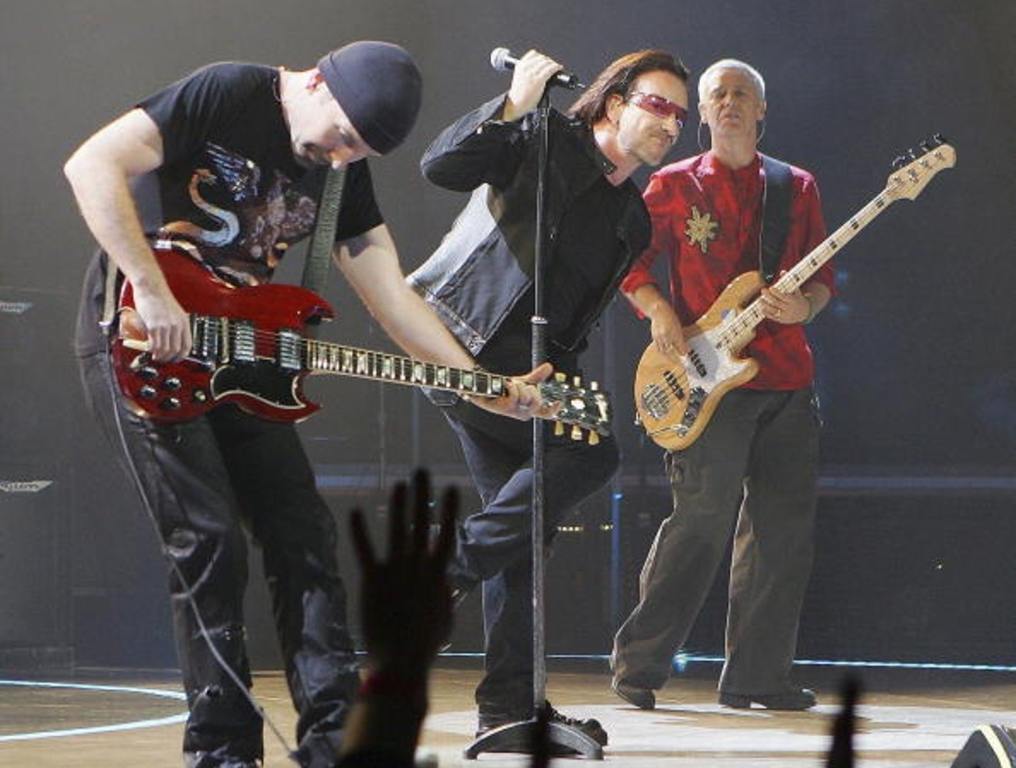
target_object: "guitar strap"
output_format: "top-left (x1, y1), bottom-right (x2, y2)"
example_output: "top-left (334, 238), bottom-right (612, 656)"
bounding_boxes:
top-left (100, 252), bottom-right (119, 335)
top-left (760, 154), bottom-right (793, 285)
top-left (301, 166), bottom-right (347, 296)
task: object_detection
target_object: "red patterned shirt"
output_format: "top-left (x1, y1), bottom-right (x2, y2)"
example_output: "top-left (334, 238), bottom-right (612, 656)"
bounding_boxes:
top-left (621, 151), bottom-right (834, 390)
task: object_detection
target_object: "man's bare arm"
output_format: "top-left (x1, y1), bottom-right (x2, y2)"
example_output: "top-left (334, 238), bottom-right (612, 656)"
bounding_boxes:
top-left (64, 108), bottom-right (190, 360)
top-left (336, 225), bottom-right (553, 420)
top-left (625, 282), bottom-right (687, 360)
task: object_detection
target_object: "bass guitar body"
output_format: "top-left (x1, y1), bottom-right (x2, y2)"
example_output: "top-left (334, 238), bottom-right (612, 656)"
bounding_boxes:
top-left (634, 271), bottom-right (762, 451)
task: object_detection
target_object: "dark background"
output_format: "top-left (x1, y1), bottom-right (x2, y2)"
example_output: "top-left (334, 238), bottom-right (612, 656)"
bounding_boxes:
top-left (1, 0), bottom-right (1014, 671)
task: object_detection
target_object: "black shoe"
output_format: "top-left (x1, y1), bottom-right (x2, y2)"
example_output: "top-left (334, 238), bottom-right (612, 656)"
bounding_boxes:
top-left (476, 701), bottom-right (608, 752)
top-left (718, 687), bottom-right (817, 710)
top-left (611, 678), bottom-right (655, 710)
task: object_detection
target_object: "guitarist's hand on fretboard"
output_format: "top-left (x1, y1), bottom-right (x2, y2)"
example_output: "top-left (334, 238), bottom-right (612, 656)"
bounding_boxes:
top-left (759, 284), bottom-right (811, 325)
top-left (469, 361), bottom-right (560, 422)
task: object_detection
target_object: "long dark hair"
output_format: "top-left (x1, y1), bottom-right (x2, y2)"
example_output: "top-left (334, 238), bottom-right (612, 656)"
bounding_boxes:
top-left (569, 49), bottom-right (689, 125)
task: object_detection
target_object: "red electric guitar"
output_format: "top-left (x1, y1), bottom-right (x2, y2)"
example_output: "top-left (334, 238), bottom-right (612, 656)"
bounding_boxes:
top-left (111, 243), bottom-right (612, 442)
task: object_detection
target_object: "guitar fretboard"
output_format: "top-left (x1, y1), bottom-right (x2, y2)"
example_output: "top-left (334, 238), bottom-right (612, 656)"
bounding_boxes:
top-left (305, 340), bottom-right (507, 397)
top-left (714, 189), bottom-right (894, 352)
top-left (713, 142), bottom-right (954, 351)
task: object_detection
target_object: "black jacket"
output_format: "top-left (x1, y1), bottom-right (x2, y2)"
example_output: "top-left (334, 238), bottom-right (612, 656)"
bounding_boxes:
top-left (409, 94), bottom-right (650, 369)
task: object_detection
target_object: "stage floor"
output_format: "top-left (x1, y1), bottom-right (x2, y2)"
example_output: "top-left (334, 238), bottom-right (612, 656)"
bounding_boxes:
top-left (2, 661), bottom-right (1014, 766)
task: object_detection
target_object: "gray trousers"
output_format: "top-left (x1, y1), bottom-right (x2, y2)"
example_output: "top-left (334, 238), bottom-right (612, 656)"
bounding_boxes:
top-left (612, 388), bottom-right (820, 695)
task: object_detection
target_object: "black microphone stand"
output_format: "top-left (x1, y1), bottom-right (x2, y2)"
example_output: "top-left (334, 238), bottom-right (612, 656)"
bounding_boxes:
top-left (464, 87), bottom-right (603, 761)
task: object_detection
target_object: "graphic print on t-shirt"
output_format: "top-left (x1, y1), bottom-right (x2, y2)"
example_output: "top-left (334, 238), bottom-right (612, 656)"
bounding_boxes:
top-left (684, 205), bottom-right (720, 254)
top-left (159, 142), bottom-right (317, 286)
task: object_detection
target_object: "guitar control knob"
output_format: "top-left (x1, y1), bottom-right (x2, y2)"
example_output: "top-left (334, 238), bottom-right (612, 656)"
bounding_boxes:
top-left (139, 385), bottom-right (157, 399)
top-left (589, 381), bottom-right (599, 391)
top-left (139, 366), bottom-right (159, 381)
top-left (161, 397), bottom-right (181, 411)
top-left (554, 372), bottom-right (567, 383)
top-left (163, 377), bottom-right (182, 390)
top-left (570, 425), bottom-right (582, 441)
top-left (193, 390), bottom-right (207, 403)
top-left (554, 422), bottom-right (565, 437)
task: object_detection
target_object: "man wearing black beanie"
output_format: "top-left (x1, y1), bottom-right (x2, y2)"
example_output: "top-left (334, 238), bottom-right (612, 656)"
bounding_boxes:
top-left (65, 41), bottom-right (544, 768)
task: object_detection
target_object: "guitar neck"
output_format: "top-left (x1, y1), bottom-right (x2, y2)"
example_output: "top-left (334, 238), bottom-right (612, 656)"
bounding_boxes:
top-left (305, 339), bottom-right (509, 398)
top-left (719, 186), bottom-right (897, 349)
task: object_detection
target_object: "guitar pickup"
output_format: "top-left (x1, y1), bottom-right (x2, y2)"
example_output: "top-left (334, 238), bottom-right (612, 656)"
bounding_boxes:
top-left (277, 329), bottom-right (303, 371)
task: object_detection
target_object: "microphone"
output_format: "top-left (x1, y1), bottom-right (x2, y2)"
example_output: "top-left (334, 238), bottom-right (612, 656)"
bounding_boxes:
top-left (489, 47), bottom-right (583, 90)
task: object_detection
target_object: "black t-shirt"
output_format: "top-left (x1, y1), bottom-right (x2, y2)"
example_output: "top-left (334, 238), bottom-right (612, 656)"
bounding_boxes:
top-left (76, 62), bottom-right (383, 354)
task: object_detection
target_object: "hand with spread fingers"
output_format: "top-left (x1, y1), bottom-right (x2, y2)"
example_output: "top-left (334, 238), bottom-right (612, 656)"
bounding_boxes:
top-left (350, 470), bottom-right (457, 677)
top-left (342, 471), bottom-right (458, 766)
top-left (502, 50), bottom-right (565, 121)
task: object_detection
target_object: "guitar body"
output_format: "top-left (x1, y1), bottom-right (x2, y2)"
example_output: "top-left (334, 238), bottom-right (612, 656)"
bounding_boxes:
top-left (112, 244), bottom-right (334, 423)
top-left (634, 271), bottom-right (763, 451)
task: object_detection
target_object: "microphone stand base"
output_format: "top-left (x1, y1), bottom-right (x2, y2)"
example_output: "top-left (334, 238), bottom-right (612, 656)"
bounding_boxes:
top-left (463, 718), bottom-right (604, 760)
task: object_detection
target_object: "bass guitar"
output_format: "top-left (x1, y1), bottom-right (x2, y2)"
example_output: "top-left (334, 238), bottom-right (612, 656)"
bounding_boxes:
top-left (112, 243), bottom-right (612, 442)
top-left (634, 136), bottom-right (956, 451)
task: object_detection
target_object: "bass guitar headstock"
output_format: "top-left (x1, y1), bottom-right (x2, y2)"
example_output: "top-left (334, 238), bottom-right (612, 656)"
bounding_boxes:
top-left (885, 134), bottom-right (956, 202)
top-left (540, 372), bottom-right (613, 444)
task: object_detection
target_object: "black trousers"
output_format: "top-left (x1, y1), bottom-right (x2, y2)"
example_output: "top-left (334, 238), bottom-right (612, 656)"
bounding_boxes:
top-left (77, 344), bottom-right (358, 767)
top-left (612, 388), bottom-right (820, 695)
top-left (441, 400), bottom-right (619, 719)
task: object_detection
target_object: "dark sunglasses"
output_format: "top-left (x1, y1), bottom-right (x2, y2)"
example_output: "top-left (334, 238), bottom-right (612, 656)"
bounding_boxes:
top-left (627, 92), bottom-right (688, 127)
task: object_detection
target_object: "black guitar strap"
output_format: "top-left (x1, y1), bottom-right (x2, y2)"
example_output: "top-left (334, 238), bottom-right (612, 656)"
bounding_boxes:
top-left (302, 166), bottom-right (347, 296)
top-left (760, 154), bottom-right (793, 285)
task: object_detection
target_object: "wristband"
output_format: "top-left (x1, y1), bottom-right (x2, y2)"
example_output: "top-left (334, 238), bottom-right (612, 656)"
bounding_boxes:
top-left (358, 669), bottom-right (427, 702)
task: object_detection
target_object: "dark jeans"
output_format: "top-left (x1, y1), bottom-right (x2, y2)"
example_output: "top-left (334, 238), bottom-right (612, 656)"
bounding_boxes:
top-left (612, 388), bottom-right (820, 695)
top-left (77, 345), bottom-right (358, 767)
top-left (441, 400), bottom-right (619, 719)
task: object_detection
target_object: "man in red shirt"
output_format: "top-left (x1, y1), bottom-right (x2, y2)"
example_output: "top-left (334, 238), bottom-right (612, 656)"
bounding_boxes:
top-left (610, 58), bottom-right (834, 711)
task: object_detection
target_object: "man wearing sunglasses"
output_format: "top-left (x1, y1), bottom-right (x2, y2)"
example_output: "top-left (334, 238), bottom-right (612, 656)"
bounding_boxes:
top-left (409, 48), bottom-right (689, 748)
top-left (612, 58), bottom-right (833, 712)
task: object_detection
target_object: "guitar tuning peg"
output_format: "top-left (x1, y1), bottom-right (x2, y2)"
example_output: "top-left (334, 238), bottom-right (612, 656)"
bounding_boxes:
top-left (573, 376), bottom-right (582, 387)
top-left (891, 155), bottom-right (908, 170)
top-left (554, 421), bottom-right (565, 437)
top-left (570, 425), bottom-right (583, 441)
top-left (918, 140), bottom-right (931, 154)
top-left (906, 148), bottom-right (918, 161)
top-left (589, 381), bottom-right (599, 391)
top-left (588, 431), bottom-right (600, 446)
top-left (554, 372), bottom-right (567, 382)
top-left (931, 133), bottom-right (945, 146)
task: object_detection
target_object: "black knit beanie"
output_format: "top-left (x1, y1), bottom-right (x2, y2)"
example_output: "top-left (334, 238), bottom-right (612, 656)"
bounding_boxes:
top-left (316, 41), bottom-right (422, 154)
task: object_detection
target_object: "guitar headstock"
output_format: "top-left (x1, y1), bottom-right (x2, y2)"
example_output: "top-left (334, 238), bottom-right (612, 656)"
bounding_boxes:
top-left (884, 134), bottom-right (956, 202)
top-left (540, 372), bottom-right (613, 444)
